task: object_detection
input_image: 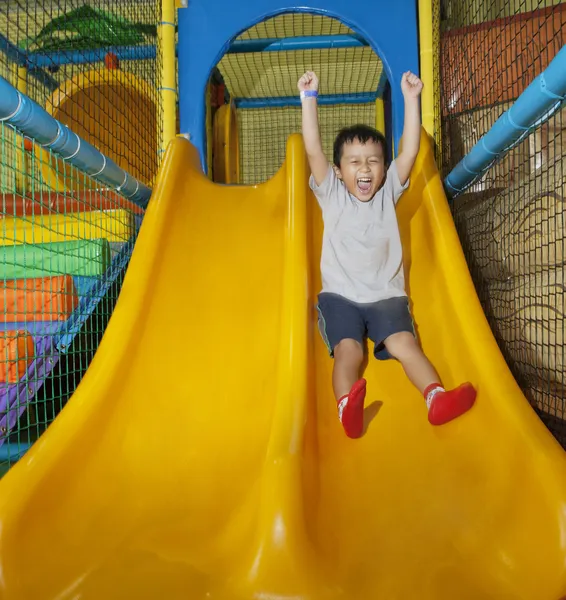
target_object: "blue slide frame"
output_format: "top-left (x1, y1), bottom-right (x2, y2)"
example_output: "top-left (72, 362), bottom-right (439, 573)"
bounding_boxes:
top-left (177, 0), bottom-right (419, 172)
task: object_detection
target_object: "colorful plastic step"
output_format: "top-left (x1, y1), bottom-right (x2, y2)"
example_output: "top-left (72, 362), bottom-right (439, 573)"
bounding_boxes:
top-left (0, 239), bottom-right (112, 279)
top-left (0, 334), bottom-right (57, 441)
top-left (1, 192), bottom-right (144, 217)
top-left (0, 275), bottom-right (79, 322)
top-left (0, 330), bottom-right (35, 383)
top-left (0, 209), bottom-right (134, 246)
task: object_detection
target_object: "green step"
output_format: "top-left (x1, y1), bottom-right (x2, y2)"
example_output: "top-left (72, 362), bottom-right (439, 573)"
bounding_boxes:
top-left (0, 239), bottom-right (112, 279)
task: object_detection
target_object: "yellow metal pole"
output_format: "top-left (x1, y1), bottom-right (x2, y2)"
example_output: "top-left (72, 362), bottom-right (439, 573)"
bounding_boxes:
top-left (418, 0), bottom-right (435, 139)
top-left (375, 98), bottom-right (385, 135)
top-left (158, 0), bottom-right (177, 158)
top-left (11, 64), bottom-right (28, 194)
top-left (206, 81), bottom-right (213, 179)
top-left (432, 0), bottom-right (442, 160)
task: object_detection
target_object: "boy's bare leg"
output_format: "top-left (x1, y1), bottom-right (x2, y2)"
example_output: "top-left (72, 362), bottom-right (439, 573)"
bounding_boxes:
top-left (333, 339), bottom-right (366, 438)
top-left (382, 332), bottom-right (440, 393)
top-left (333, 338), bottom-right (364, 399)
top-left (384, 332), bottom-right (476, 425)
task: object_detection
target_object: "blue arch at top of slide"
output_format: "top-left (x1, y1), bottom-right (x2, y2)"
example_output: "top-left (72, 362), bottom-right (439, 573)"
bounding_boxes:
top-left (177, 0), bottom-right (419, 173)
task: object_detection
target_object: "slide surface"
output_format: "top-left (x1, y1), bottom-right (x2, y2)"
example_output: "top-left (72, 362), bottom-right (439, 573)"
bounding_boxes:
top-left (0, 134), bottom-right (565, 600)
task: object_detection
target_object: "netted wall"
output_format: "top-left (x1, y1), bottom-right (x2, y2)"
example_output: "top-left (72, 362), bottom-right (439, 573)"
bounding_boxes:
top-left (0, 0), bottom-right (161, 193)
top-left (0, 0), bottom-right (160, 472)
top-left (436, 0), bottom-right (566, 444)
top-left (235, 104), bottom-right (377, 184)
top-left (215, 14), bottom-right (383, 184)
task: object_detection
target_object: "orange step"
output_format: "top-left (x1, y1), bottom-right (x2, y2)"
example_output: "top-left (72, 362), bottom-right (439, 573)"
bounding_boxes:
top-left (0, 331), bottom-right (35, 383)
top-left (0, 275), bottom-right (79, 322)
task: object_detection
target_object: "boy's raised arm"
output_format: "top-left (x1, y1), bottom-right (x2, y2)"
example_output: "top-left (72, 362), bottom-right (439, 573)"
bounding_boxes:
top-left (298, 71), bottom-right (329, 186)
top-left (396, 71), bottom-right (424, 186)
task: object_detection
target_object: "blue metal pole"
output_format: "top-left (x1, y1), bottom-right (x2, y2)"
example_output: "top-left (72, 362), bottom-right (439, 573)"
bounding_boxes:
top-left (444, 44), bottom-right (566, 198)
top-left (28, 45), bottom-right (157, 68)
top-left (228, 34), bottom-right (367, 53)
top-left (0, 76), bottom-right (151, 208)
top-left (26, 34), bottom-right (368, 68)
top-left (0, 33), bottom-right (28, 66)
top-left (0, 33), bottom-right (58, 91)
top-left (235, 92), bottom-right (378, 109)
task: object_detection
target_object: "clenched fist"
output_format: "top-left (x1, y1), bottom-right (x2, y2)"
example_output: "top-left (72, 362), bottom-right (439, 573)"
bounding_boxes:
top-left (401, 71), bottom-right (423, 98)
top-left (298, 71), bottom-right (319, 93)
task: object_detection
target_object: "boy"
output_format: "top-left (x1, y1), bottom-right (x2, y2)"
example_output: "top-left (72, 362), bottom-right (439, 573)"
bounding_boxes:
top-left (298, 70), bottom-right (476, 439)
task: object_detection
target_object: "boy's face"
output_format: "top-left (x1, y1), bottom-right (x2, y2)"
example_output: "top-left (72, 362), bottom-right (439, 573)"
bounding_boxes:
top-left (335, 139), bottom-right (386, 202)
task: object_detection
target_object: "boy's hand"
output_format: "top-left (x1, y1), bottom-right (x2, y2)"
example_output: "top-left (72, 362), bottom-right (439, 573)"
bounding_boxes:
top-left (298, 71), bottom-right (319, 93)
top-left (401, 71), bottom-right (423, 99)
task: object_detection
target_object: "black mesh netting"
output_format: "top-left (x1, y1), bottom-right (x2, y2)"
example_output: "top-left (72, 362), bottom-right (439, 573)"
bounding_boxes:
top-left (435, 0), bottom-right (565, 444)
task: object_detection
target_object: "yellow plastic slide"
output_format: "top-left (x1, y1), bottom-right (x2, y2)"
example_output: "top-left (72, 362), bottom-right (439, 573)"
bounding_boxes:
top-left (0, 133), bottom-right (565, 600)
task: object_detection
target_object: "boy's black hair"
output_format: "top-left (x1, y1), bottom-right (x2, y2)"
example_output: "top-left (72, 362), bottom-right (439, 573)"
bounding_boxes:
top-left (333, 124), bottom-right (388, 167)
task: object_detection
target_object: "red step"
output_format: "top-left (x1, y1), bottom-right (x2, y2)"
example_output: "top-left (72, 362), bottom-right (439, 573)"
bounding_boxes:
top-left (1, 191), bottom-right (144, 217)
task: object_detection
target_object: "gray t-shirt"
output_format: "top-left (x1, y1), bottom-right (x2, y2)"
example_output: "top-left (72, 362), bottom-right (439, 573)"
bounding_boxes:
top-left (309, 160), bottom-right (409, 304)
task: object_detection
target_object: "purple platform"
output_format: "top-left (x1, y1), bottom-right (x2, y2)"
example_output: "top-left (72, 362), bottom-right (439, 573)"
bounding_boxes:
top-left (0, 334), bottom-right (60, 444)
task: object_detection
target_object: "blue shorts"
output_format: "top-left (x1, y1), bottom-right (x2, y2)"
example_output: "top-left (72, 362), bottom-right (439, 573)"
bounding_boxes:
top-left (316, 293), bottom-right (415, 360)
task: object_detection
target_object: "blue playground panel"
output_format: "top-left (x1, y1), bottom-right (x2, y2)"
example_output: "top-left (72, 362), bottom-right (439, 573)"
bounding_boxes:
top-left (177, 0), bottom-right (419, 172)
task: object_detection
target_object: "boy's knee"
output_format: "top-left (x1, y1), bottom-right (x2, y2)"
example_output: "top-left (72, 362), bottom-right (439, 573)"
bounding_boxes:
top-left (334, 338), bottom-right (363, 362)
top-left (384, 332), bottom-right (419, 361)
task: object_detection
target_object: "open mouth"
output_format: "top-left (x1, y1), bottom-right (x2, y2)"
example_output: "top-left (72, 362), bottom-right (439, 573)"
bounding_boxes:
top-left (357, 177), bottom-right (372, 194)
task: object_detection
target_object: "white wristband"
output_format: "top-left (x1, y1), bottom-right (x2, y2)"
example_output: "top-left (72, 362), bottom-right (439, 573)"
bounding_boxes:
top-left (300, 90), bottom-right (318, 100)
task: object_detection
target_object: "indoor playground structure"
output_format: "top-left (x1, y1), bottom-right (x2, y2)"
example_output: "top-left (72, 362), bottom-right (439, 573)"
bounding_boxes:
top-left (0, 0), bottom-right (564, 598)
